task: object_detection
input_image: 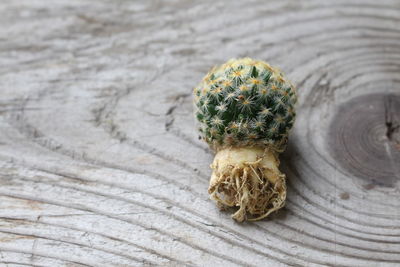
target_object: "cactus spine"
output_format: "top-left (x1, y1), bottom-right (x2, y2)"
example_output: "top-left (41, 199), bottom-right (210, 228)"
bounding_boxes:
top-left (193, 58), bottom-right (297, 222)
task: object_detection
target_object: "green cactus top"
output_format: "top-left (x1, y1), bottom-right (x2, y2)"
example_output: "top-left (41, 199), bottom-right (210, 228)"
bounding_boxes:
top-left (193, 58), bottom-right (297, 152)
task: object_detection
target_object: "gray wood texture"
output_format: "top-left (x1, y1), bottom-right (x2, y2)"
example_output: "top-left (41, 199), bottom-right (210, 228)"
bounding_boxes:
top-left (1, 0), bottom-right (400, 266)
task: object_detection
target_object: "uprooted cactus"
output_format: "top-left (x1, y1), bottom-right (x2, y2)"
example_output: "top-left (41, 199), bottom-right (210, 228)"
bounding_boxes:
top-left (193, 58), bottom-right (297, 222)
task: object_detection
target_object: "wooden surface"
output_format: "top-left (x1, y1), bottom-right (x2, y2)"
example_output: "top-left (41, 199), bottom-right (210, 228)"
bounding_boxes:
top-left (0, 0), bottom-right (400, 266)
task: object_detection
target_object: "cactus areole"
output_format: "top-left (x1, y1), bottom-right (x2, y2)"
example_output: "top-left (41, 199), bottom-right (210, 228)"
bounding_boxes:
top-left (193, 58), bottom-right (297, 222)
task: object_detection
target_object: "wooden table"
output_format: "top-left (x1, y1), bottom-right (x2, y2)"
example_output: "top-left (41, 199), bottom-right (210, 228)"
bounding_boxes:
top-left (1, 0), bottom-right (399, 266)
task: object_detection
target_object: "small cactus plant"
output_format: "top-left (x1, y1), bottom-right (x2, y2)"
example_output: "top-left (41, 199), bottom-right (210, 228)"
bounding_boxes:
top-left (193, 58), bottom-right (297, 222)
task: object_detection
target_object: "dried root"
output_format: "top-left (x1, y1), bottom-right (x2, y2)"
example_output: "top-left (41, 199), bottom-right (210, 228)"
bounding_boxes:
top-left (208, 146), bottom-right (286, 222)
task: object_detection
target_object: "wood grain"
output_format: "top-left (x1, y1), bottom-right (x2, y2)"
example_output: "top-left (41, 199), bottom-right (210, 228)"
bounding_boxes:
top-left (0, 0), bottom-right (399, 266)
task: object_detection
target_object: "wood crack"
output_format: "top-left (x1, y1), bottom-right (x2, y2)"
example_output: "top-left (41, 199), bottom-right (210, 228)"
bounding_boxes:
top-left (384, 95), bottom-right (400, 142)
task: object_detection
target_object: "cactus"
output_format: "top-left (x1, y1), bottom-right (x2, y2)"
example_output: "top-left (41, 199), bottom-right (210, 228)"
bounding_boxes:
top-left (193, 58), bottom-right (297, 222)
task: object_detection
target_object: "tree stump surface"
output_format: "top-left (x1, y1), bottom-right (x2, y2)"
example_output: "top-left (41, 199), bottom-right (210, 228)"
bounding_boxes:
top-left (0, 0), bottom-right (399, 266)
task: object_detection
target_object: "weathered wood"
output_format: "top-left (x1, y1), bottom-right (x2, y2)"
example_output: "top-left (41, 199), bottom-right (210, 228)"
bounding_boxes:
top-left (0, 0), bottom-right (399, 266)
top-left (329, 94), bottom-right (400, 187)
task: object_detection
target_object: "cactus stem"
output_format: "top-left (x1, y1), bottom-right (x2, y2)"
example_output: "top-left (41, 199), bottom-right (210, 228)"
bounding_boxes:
top-left (208, 146), bottom-right (286, 222)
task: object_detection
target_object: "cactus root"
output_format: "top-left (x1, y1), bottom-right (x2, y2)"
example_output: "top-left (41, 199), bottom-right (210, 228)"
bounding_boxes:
top-left (208, 146), bottom-right (286, 222)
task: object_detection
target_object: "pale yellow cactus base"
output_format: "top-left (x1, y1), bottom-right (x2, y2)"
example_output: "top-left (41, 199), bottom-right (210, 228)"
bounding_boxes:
top-left (208, 146), bottom-right (286, 222)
